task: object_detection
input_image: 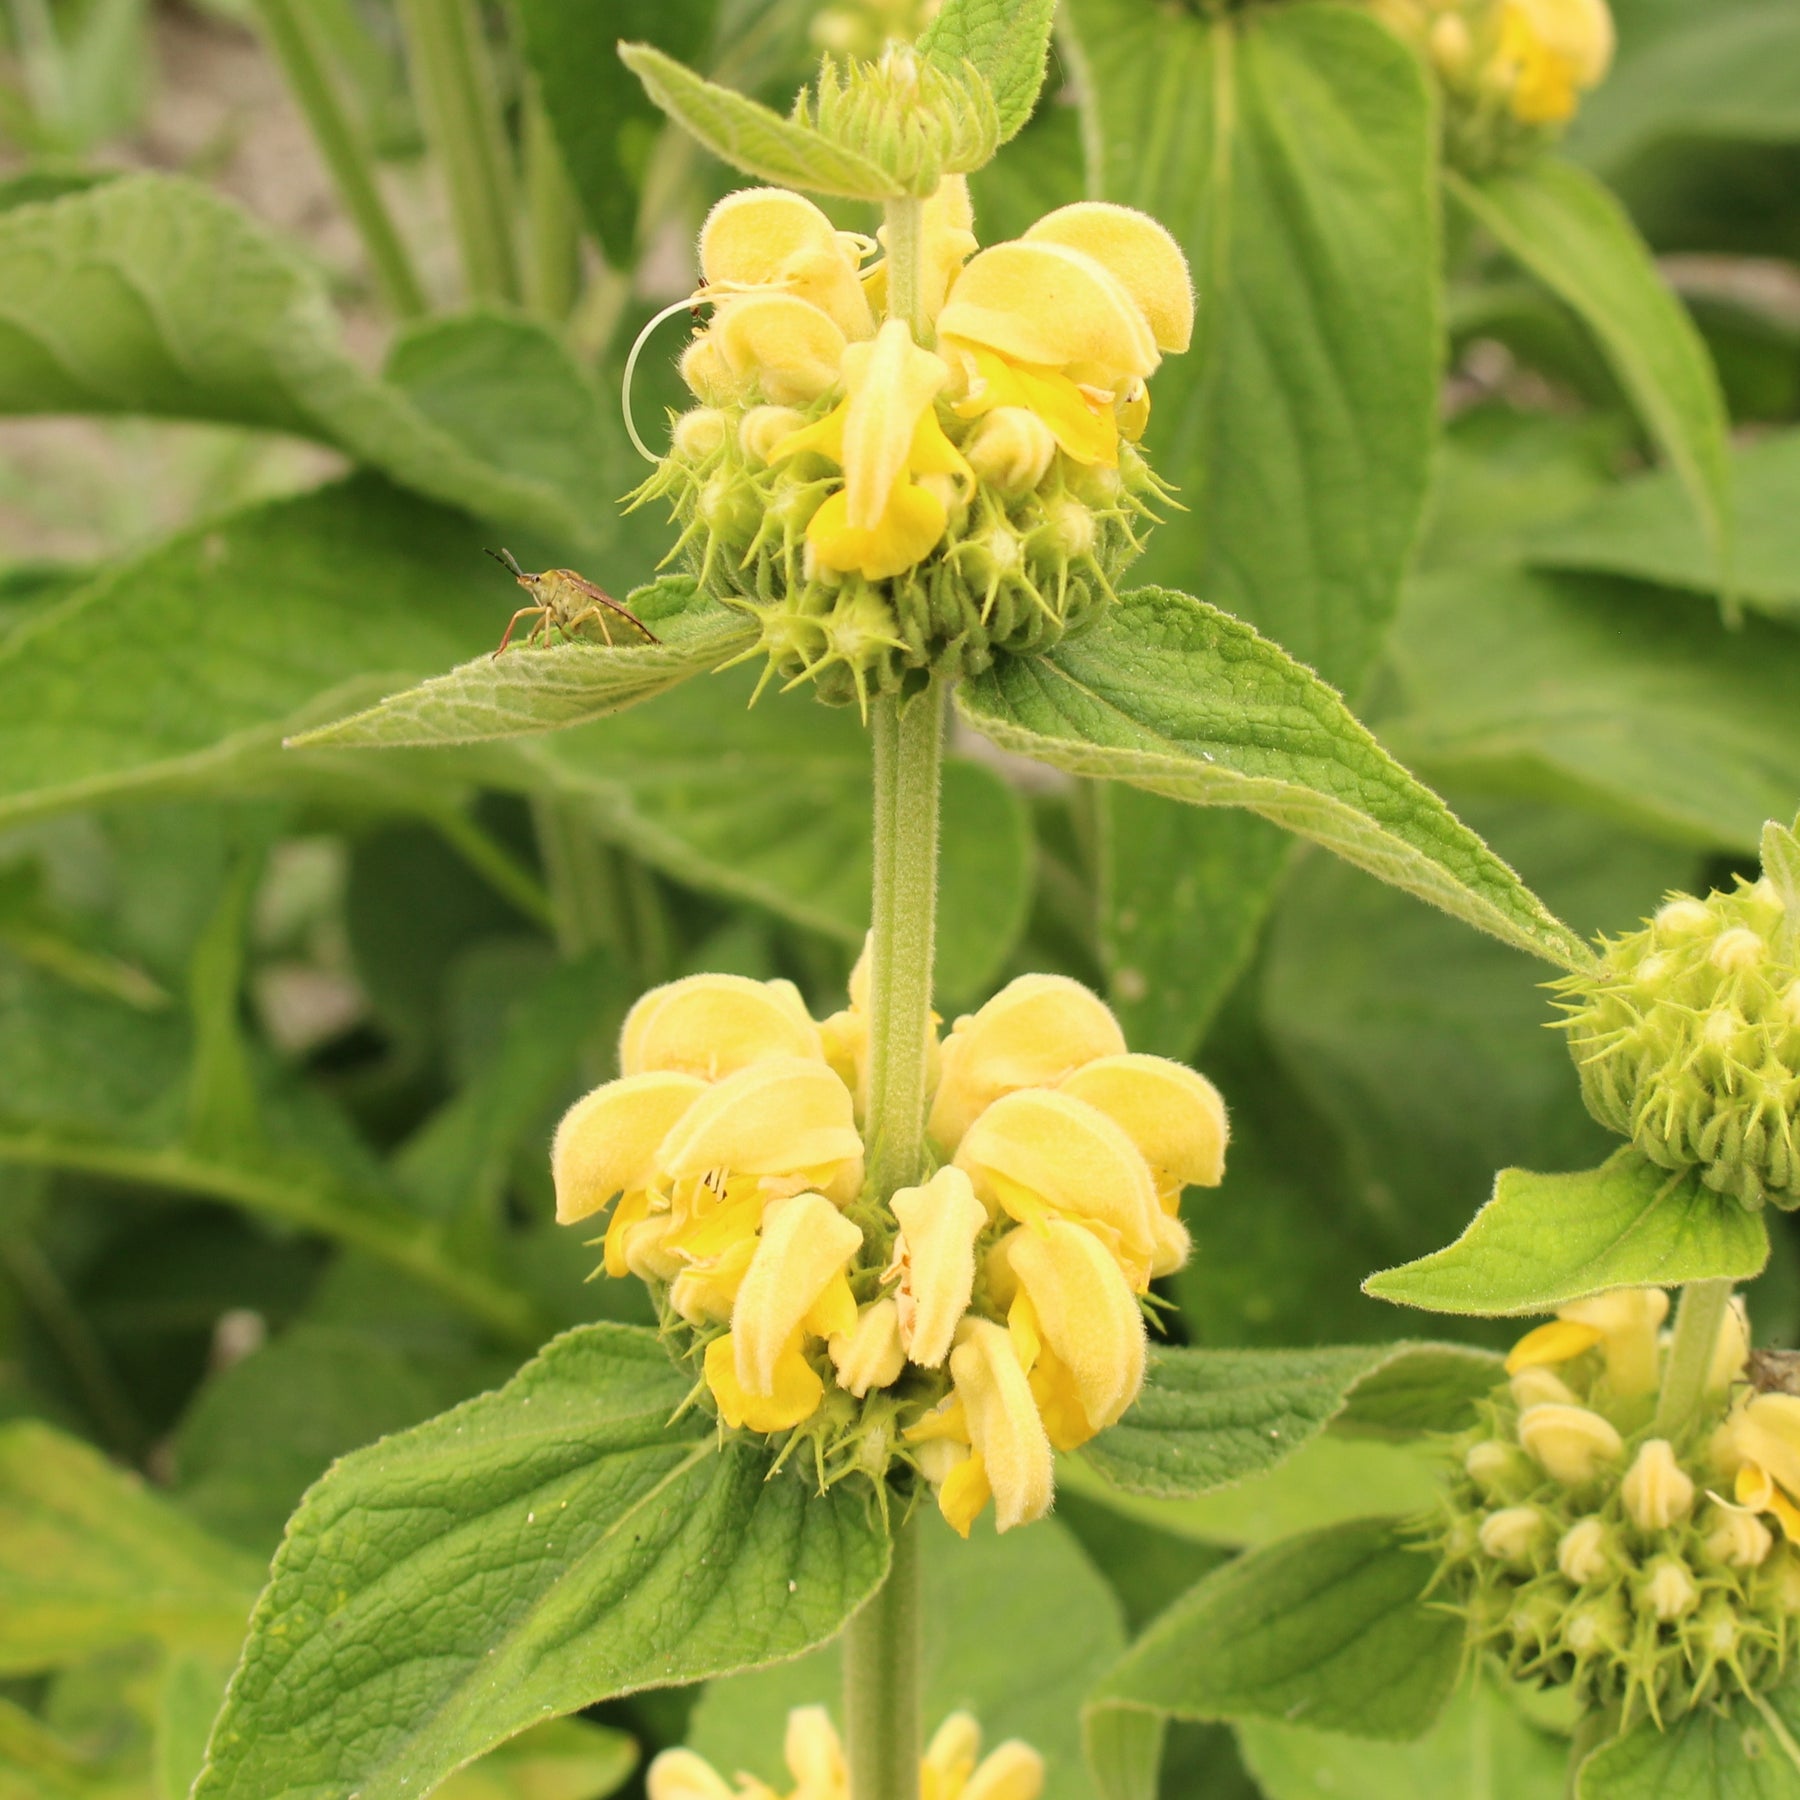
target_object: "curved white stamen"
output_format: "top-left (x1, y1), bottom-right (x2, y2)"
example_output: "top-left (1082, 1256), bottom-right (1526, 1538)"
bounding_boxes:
top-left (622, 294), bottom-right (711, 464)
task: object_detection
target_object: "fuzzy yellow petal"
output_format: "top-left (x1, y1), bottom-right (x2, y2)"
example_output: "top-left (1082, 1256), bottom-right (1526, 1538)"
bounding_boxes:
top-left (646, 1748), bottom-right (737, 1800)
top-left (668, 1233), bottom-right (758, 1326)
top-left (620, 973), bottom-right (822, 1079)
top-left (698, 186), bottom-right (871, 338)
top-left (953, 347), bottom-right (1116, 467)
top-left (806, 480), bottom-right (949, 582)
top-left (1023, 202), bottom-right (1194, 354)
top-left (929, 973), bottom-right (1127, 1153)
top-left (705, 1329), bottom-right (824, 1432)
top-left (937, 1449), bottom-right (992, 1539)
top-left (658, 1057), bottom-right (863, 1202)
top-left (1002, 1221), bottom-right (1146, 1437)
top-left (964, 1741), bottom-right (1047, 1800)
top-left (830, 1297), bottom-right (907, 1397)
top-left (710, 291), bottom-right (848, 407)
top-left (955, 1089), bottom-right (1161, 1286)
top-left (949, 1318), bottom-right (1054, 1532)
top-left (1504, 1318), bottom-right (1604, 1376)
top-left (891, 1165), bottom-right (989, 1369)
top-left (732, 1190), bottom-right (863, 1394)
top-left (1517, 1402), bottom-right (1624, 1486)
top-left (1057, 1053), bottom-right (1229, 1198)
top-left (1559, 1287), bottom-right (1667, 1399)
top-left (1738, 1395), bottom-right (1800, 1504)
top-left (784, 1705), bottom-right (847, 1792)
top-left (551, 1071), bottom-right (706, 1225)
top-left (1709, 1297), bottom-right (1751, 1394)
top-left (925, 1713), bottom-right (982, 1792)
top-left (837, 320), bottom-right (954, 533)
top-left (939, 241), bottom-right (1158, 381)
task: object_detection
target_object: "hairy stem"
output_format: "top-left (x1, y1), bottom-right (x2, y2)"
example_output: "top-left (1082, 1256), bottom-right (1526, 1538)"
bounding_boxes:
top-left (864, 684), bottom-right (944, 1200)
top-left (394, 0), bottom-right (520, 303)
top-left (1654, 1278), bottom-right (1734, 1440)
top-left (252, 0), bottom-right (427, 318)
top-left (883, 195), bottom-right (926, 339)
top-left (844, 1511), bottom-right (923, 1800)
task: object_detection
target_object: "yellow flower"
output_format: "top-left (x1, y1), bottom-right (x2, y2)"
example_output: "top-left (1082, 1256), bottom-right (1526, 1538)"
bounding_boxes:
top-left (829, 1297), bottom-right (907, 1398)
top-left (946, 1318), bottom-right (1055, 1534)
top-left (937, 203), bottom-right (1192, 469)
top-left (889, 1166), bottom-right (988, 1369)
top-left (708, 292), bottom-right (850, 407)
top-left (928, 974), bottom-right (1127, 1155)
top-left (697, 188), bottom-right (873, 340)
top-left (621, 973), bottom-right (824, 1080)
top-left (954, 1087), bottom-right (1162, 1291)
top-left (774, 318), bottom-right (974, 580)
top-left (1495, 0), bottom-right (1614, 124)
top-left (1714, 1393), bottom-right (1800, 1542)
top-left (1517, 1402), bottom-right (1625, 1486)
top-left (1504, 1287), bottom-right (1669, 1402)
top-left (551, 1070), bottom-right (706, 1262)
top-left (646, 1707), bottom-right (1043, 1800)
top-left (991, 1218), bottom-right (1146, 1450)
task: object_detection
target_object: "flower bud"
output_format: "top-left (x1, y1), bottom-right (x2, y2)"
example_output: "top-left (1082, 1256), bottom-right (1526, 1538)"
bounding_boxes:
top-left (1517, 1403), bottom-right (1624, 1486)
top-left (1563, 1591), bottom-right (1629, 1661)
top-left (1639, 1554), bottom-right (1699, 1622)
top-left (1507, 1583), bottom-right (1567, 1654)
top-left (739, 404), bottom-right (808, 466)
top-left (1428, 10), bottom-right (1473, 76)
top-left (646, 1748), bottom-right (737, 1800)
top-left (671, 406), bottom-right (730, 460)
top-left (1700, 1502), bottom-right (1774, 1570)
top-left (963, 406), bottom-right (1057, 493)
top-left (1465, 1439), bottom-right (1531, 1498)
top-left (890, 1166), bottom-right (988, 1368)
top-left (1509, 1367), bottom-right (1578, 1410)
top-left (829, 1297), bottom-right (906, 1398)
top-left (1479, 1505), bottom-right (1547, 1568)
top-left (1557, 1517), bottom-right (1615, 1585)
top-left (1033, 495), bottom-right (1097, 562)
top-left (679, 335), bottom-right (737, 403)
top-left (1621, 1438), bottom-right (1695, 1531)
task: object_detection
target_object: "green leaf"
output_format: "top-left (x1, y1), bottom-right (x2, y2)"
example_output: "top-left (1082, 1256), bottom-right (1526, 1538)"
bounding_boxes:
top-left (957, 586), bottom-right (1589, 971)
top-left (512, 0), bottom-right (717, 264)
top-left (1576, 1674), bottom-right (1800, 1798)
top-left (0, 1419), bottom-right (261, 1672)
top-left (1532, 429), bottom-right (1800, 623)
top-left (1382, 565), bottom-right (1800, 854)
top-left (1365, 1149), bottom-right (1772, 1317)
top-left (1083, 1341), bottom-right (1499, 1501)
top-left (1064, 1436), bottom-right (1441, 1554)
top-left (1569, 6), bottom-right (1800, 176)
top-left (193, 1324), bottom-right (889, 1800)
top-left (617, 44), bottom-right (901, 199)
top-left (291, 581), bottom-right (756, 750)
top-left (0, 1696), bottom-right (140, 1800)
top-left (1238, 1677), bottom-right (1569, 1800)
top-left (0, 177), bottom-right (614, 542)
top-left (688, 1510), bottom-right (1125, 1800)
top-left (917, 0), bottom-right (1056, 143)
top-left (1450, 160), bottom-right (1733, 598)
top-left (1088, 1519), bottom-right (1462, 1748)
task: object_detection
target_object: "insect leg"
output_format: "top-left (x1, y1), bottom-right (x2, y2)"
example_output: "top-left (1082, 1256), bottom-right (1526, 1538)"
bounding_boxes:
top-left (492, 605), bottom-right (541, 658)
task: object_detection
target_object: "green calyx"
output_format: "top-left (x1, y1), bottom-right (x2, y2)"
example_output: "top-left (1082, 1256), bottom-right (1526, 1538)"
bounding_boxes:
top-left (633, 399), bottom-right (1166, 712)
top-left (801, 44), bottom-right (999, 194)
top-left (1555, 864), bottom-right (1800, 1210)
top-left (1431, 1390), bottom-right (1797, 1729)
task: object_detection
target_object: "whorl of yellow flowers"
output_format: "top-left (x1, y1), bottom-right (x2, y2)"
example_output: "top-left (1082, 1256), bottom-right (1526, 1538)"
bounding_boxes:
top-left (1372, 0), bottom-right (1614, 167)
top-left (648, 1705), bottom-right (1043, 1800)
top-left (553, 961), bottom-right (1228, 1537)
top-left (1432, 1284), bottom-right (1800, 1724)
top-left (630, 176), bottom-right (1193, 710)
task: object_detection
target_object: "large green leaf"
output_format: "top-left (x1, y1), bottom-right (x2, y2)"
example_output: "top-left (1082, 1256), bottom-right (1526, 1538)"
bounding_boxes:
top-left (511, 0), bottom-right (717, 264)
top-left (1365, 1150), bottom-right (1772, 1317)
top-left (193, 1324), bottom-right (889, 1800)
top-left (1576, 1675), bottom-right (1800, 1798)
top-left (1238, 1678), bottom-right (1568, 1800)
top-left (1088, 1520), bottom-right (1461, 1750)
top-left (1381, 565), bottom-right (1800, 854)
top-left (618, 45), bottom-right (901, 199)
top-left (0, 1419), bottom-right (261, 1672)
top-left (957, 587), bottom-right (1588, 970)
top-left (289, 580), bottom-right (754, 750)
top-left (688, 1510), bottom-right (1125, 1800)
top-left (1083, 1341), bottom-right (1498, 1500)
top-left (1064, 0), bottom-right (1440, 1046)
top-left (917, 0), bottom-right (1056, 143)
top-left (1531, 429), bottom-right (1800, 622)
top-left (1449, 160), bottom-right (1733, 595)
top-left (0, 177), bottom-right (614, 542)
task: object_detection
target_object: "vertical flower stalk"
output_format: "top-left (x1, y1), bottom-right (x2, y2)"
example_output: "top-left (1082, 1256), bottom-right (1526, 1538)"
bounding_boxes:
top-left (1655, 1279), bottom-right (1736, 1440)
top-left (844, 189), bottom-right (936, 1800)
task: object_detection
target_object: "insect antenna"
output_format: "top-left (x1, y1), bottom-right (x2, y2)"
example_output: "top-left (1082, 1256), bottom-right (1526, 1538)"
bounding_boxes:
top-left (485, 547), bottom-right (527, 578)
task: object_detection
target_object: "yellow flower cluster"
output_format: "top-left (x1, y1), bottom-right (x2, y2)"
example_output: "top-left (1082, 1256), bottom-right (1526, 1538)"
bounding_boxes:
top-left (1373, 0), bottom-right (1613, 163)
top-left (648, 1706), bottom-right (1043, 1800)
top-left (553, 964), bottom-right (1227, 1536)
top-left (631, 178), bottom-right (1193, 703)
top-left (1437, 1285), bottom-right (1800, 1721)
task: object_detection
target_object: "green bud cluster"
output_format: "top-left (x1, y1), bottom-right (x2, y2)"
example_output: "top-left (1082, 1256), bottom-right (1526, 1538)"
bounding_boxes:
top-left (1554, 857), bottom-right (1800, 1210)
top-left (800, 44), bottom-right (999, 195)
top-left (1430, 1387), bottom-right (1799, 1726)
top-left (631, 396), bottom-right (1166, 712)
